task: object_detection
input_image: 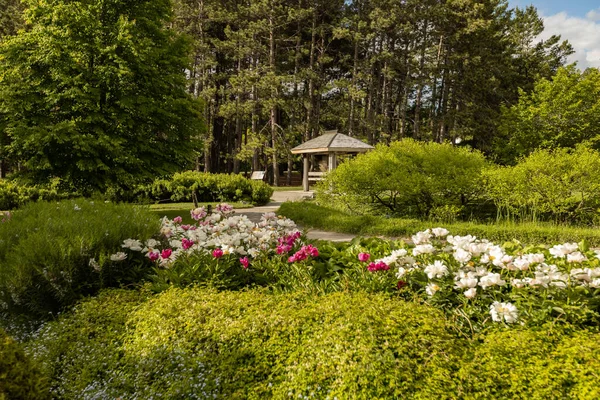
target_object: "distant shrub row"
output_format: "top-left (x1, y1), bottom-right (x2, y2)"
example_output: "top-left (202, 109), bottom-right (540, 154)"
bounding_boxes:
top-left (143, 170), bottom-right (273, 206)
top-left (18, 288), bottom-right (600, 399)
top-left (318, 140), bottom-right (600, 225)
top-left (0, 172), bottom-right (273, 210)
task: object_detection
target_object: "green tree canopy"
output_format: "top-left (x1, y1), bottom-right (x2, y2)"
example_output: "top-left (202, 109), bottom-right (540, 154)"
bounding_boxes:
top-left (0, 0), bottom-right (204, 192)
top-left (497, 66), bottom-right (600, 163)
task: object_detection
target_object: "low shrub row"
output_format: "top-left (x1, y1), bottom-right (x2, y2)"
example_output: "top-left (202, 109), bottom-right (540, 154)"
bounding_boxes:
top-left (0, 179), bottom-right (75, 210)
top-left (21, 287), bottom-right (600, 399)
top-left (0, 200), bottom-right (159, 317)
top-left (144, 170), bottom-right (273, 205)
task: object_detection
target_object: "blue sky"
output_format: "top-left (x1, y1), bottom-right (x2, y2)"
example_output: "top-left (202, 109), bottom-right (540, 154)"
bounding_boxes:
top-left (511, 0), bottom-right (598, 18)
top-left (509, 1), bottom-right (600, 68)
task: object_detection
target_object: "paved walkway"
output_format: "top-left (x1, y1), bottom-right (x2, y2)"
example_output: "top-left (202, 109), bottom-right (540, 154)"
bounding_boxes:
top-left (236, 190), bottom-right (356, 242)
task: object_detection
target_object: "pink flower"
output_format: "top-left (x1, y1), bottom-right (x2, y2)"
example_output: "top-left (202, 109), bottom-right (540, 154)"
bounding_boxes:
top-left (288, 255), bottom-right (297, 263)
top-left (147, 251), bottom-right (160, 262)
top-left (240, 257), bottom-right (249, 269)
top-left (181, 225), bottom-right (191, 231)
top-left (358, 252), bottom-right (371, 262)
top-left (190, 207), bottom-right (207, 221)
top-left (181, 238), bottom-right (194, 250)
top-left (367, 261), bottom-right (389, 272)
top-left (212, 248), bottom-right (224, 259)
top-left (161, 249), bottom-right (173, 259)
top-left (276, 244), bottom-right (292, 254)
top-left (173, 216), bottom-right (183, 224)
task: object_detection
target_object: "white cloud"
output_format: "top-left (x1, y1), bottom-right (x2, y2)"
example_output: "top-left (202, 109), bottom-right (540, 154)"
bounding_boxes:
top-left (539, 11), bottom-right (600, 69)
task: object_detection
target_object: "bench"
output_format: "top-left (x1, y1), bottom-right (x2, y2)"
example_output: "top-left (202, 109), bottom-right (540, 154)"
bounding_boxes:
top-left (250, 171), bottom-right (266, 181)
top-left (308, 171), bottom-right (325, 183)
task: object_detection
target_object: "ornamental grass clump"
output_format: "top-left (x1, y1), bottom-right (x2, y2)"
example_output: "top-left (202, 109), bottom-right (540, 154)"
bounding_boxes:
top-left (0, 200), bottom-right (159, 317)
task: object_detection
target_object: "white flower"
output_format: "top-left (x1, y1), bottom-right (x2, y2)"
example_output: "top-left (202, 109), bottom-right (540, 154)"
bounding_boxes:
top-left (511, 278), bottom-right (527, 289)
top-left (464, 288), bottom-right (477, 299)
top-left (110, 252), bottom-right (127, 262)
top-left (567, 251), bottom-right (587, 263)
top-left (122, 239), bottom-right (143, 252)
top-left (424, 260), bottom-right (448, 279)
top-left (89, 258), bottom-right (101, 272)
top-left (431, 227), bottom-right (449, 237)
top-left (453, 248), bottom-right (472, 263)
top-left (447, 235), bottom-right (476, 249)
top-left (396, 267), bottom-right (407, 279)
top-left (411, 230), bottom-right (432, 245)
top-left (526, 253), bottom-right (545, 264)
top-left (145, 238), bottom-right (160, 249)
top-left (412, 244), bottom-right (435, 256)
top-left (589, 279), bottom-right (600, 288)
top-left (454, 271), bottom-right (478, 289)
top-left (74, 204), bottom-right (81, 211)
top-left (489, 301), bottom-right (519, 323)
top-left (479, 273), bottom-right (506, 289)
top-left (425, 283), bottom-right (440, 297)
top-left (549, 243), bottom-right (578, 258)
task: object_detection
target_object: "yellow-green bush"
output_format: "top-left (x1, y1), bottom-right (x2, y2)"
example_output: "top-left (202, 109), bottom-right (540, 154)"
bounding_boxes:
top-left (0, 329), bottom-right (50, 400)
top-left (458, 327), bottom-right (600, 399)
top-left (30, 288), bottom-right (461, 399)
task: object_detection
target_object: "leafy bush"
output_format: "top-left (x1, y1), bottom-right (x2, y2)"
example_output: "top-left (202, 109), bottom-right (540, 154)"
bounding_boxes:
top-left (317, 139), bottom-right (486, 217)
top-left (0, 179), bottom-right (74, 210)
top-left (29, 288), bottom-right (460, 399)
top-left (0, 328), bottom-right (50, 400)
top-left (147, 171), bottom-right (273, 206)
top-left (0, 200), bottom-right (159, 317)
top-left (459, 327), bottom-right (600, 399)
top-left (483, 146), bottom-right (600, 224)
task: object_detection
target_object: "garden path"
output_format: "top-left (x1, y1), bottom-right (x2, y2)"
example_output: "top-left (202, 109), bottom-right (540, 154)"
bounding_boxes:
top-left (235, 190), bottom-right (357, 242)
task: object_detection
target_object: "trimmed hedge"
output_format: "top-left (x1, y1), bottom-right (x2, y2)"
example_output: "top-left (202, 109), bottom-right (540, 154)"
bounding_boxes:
top-left (146, 171), bottom-right (273, 206)
top-left (0, 329), bottom-right (50, 400)
top-left (0, 200), bottom-right (159, 317)
top-left (0, 179), bottom-right (74, 210)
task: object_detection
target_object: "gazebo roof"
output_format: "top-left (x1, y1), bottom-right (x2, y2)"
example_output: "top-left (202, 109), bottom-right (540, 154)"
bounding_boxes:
top-left (291, 130), bottom-right (374, 154)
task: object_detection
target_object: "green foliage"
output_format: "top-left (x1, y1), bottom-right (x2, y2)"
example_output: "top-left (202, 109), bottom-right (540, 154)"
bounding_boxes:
top-left (0, 0), bottom-right (204, 192)
top-left (0, 200), bottom-right (159, 317)
top-left (30, 287), bottom-right (460, 399)
top-left (0, 328), bottom-right (50, 400)
top-left (147, 171), bottom-right (273, 205)
top-left (279, 202), bottom-right (600, 246)
top-left (459, 327), bottom-right (600, 399)
top-left (0, 178), bottom-right (76, 210)
top-left (498, 66), bottom-right (600, 162)
top-left (317, 139), bottom-right (486, 217)
top-left (483, 146), bottom-right (600, 224)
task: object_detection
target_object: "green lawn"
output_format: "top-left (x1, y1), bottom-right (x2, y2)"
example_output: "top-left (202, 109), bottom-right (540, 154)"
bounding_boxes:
top-left (272, 185), bottom-right (303, 191)
top-left (279, 201), bottom-right (600, 246)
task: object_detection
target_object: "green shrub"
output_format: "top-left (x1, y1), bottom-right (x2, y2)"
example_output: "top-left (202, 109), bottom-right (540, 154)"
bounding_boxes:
top-left (0, 179), bottom-right (74, 210)
top-left (459, 326), bottom-right (600, 399)
top-left (148, 171), bottom-right (273, 206)
top-left (484, 145), bottom-right (600, 224)
top-left (30, 288), bottom-right (461, 399)
top-left (0, 200), bottom-right (160, 317)
top-left (317, 139), bottom-right (486, 217)
top-left (0, 328), bottom-right (50, 400)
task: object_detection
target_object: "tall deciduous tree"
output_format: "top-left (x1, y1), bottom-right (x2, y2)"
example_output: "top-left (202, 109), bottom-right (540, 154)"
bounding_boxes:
top-left (0, 0), bottom-right (204, 191)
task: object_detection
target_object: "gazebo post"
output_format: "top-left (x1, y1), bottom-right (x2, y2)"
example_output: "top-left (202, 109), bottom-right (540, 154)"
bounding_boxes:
top-left (328, 152), bottom-right (337, 171)
top-left (303, 154), bottom-right (310, 192)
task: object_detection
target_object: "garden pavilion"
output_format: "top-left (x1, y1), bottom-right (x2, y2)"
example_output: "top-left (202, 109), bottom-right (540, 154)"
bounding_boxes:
top-left (291, 130), bottom-right (374, 191)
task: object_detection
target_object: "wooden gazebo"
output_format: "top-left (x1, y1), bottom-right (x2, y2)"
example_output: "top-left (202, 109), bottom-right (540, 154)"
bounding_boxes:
top-left (291, 130), bottom-right (374, 191)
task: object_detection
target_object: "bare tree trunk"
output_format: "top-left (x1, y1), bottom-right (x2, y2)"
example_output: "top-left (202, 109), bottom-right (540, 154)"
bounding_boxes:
top-left (269, 3), bottom-right (279, 186)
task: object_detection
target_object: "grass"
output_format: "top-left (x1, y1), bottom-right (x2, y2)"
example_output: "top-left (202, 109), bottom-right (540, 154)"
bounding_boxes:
top-left (272, 185), bottom-right (303, 191)
top-left (149, 202), bottom-right (254, 224)
top-left (279, 201), bottom-right (600, 246)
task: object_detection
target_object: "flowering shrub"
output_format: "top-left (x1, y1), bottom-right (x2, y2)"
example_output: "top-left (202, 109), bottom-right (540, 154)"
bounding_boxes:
top-left (368, 228), bottom-right (600, 330)
top-left (119, 204), bottom-right (307, 290)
